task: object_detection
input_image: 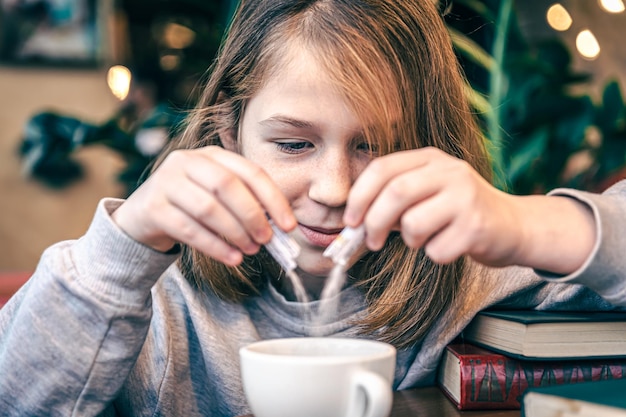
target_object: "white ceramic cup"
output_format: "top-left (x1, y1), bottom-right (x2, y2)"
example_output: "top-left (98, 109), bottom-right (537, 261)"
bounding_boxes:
top-left (239, 337), bottom-right (396, 417)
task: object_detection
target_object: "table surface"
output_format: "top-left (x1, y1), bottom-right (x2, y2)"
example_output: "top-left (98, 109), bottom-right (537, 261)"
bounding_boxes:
top-left (240, 386), bottom-right (521, 417)
top-left (391, 386), bottom-right (520, 417)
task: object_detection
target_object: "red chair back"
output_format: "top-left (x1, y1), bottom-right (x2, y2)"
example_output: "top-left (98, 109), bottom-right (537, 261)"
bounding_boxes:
top-left (0, 271), bottom-right (32, 308)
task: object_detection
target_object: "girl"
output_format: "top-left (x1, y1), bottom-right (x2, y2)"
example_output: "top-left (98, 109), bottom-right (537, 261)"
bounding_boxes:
top-left (1, 0), bottom-right (625, 416)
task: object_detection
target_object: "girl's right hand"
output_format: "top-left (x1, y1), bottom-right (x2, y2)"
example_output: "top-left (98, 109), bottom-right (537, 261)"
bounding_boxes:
top-left (111, 146), bottom-right (296, 266)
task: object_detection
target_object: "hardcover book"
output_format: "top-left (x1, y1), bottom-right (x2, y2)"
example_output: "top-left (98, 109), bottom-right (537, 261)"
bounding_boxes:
top-left (462, 310), bottom-right (626, 359)
top-left (438, 342), bottom-right (626, 410)
top-left (522, 378), bottom-right (626, 417)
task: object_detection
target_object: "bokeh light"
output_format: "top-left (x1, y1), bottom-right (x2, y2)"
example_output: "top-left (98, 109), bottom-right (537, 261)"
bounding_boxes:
top-left (599, 0), bottom-right (625, 13)
top-left (107, 65), bottom-right (132, 101)
top-left (546, 3), bottom-right (573, 31)
top-left (163, 23), bottom-right (196, 49)
top-left (576, 30), bottom-right (601, 59)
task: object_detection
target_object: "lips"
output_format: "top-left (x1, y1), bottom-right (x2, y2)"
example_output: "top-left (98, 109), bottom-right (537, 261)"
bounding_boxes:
top-left (298, 224), bottom-right (342, 247)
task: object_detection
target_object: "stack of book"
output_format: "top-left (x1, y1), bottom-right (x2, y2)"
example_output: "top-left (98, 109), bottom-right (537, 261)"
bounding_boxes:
top-left (522, 378), bottom-right (626, 417)
top-left (437, 310), bottom-right (626, 410)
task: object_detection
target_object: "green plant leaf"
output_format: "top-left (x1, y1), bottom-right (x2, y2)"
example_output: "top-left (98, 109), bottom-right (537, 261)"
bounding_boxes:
top-left (451, 0), bottom-right (496, 20)
top-left (506, 128), bottom-right (549, 183)
top-left (464, 83), bottom-right (491, 115)
top-left (555, 97), bottom-right (595, 147)
top-left (448, 27), bottom-right (495, 71)
top-left (597, 81), bottom-right (625, 131)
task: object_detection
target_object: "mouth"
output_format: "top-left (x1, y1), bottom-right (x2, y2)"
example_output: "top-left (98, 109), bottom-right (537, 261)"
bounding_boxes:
top-left (298, 224), bottom-right (343, 248)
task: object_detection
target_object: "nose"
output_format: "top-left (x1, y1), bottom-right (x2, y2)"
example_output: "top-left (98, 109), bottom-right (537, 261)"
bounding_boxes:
top-left (308, 149), bottom-right (355, 208)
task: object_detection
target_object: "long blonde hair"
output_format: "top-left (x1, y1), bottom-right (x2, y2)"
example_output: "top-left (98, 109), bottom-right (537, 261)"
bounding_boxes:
top-left (158, 0), bottom-right (492, 349)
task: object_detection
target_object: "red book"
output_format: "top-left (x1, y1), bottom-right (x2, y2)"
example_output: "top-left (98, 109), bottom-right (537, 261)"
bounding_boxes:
top-left (437, 342), bottom-right (626, 410)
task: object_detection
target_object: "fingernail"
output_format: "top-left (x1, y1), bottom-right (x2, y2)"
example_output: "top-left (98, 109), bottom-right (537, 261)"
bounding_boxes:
top-left (344, 212), bottom-right (356, 227)
top-left (225, 251), bottom-right (243, 266)
top-left (256, 227), bottom-right (272, 244)
top-left (243, 243), bottom-right (261, 255)
top-left (366, 236), bottom-right (382, 251)
top-left (283, 213), bottom-right (297, 230)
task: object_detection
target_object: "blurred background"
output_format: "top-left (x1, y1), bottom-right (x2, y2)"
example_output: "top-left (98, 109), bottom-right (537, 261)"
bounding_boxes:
top-left (0, 0), bottom-right (625, 272)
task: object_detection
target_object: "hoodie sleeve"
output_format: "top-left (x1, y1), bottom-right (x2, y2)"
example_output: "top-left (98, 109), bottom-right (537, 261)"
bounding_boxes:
top-left (535, 180), bottom-right (626, 307)
top-left (0, 198), bottom-right (179, 416)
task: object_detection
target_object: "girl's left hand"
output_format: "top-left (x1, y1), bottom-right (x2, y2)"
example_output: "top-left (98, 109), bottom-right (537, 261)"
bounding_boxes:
top-left (343, 147), bottom-right (595, 272)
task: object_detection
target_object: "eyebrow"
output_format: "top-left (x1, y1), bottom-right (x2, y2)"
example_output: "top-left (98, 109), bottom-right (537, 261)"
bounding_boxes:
top-left (258, 115), bottom-right (315, 130)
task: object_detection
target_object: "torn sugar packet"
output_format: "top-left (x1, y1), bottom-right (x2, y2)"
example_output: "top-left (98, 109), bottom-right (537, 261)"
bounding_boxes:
top-left (265, 220), bottom-right (301, 272)
top-left (323, 225), bottom-right (366, 266)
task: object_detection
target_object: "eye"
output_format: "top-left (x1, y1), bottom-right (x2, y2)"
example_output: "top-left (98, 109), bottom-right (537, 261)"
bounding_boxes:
top-left (355, 141), bottom-right (379, 156)
top-left (275, 141), bottom-right (313, 154)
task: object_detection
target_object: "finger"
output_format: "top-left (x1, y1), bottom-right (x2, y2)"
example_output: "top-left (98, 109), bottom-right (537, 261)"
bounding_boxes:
top-left (345, 153), bottom-right (419, 227)
top-left (166, 178), bottom-right (261, 255)
top-left (396, 190), bottom-right (455, 250)
top-left (426, 189), bottom-right (520, 266)
top-left (422, 216), bottom-right (473, 264)
top-left (402, 183), bottom-right (491, 264)
top-left (345, 148), bottom-right (437, 226)
top-left (181, 154), bottom-right (273, 245)
top-left (156, 203), bottom-right (244, 266)
top-left (363, 166), bottom-right (444, 250)
top-left (205, 147), bottom-right (296, 232)
top-left (396, 162), bottom-right (492, 263)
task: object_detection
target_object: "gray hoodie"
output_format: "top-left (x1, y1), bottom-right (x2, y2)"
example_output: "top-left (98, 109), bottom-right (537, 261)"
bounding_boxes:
top-left (1, 182), bottom-right (626, 416)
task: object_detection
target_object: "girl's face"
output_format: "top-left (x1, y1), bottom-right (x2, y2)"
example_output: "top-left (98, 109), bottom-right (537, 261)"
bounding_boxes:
top-left (238, 49), bottom-right (374, 278)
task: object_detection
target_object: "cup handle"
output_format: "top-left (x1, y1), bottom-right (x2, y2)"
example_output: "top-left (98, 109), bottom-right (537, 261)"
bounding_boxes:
top-left (346, 370), bottom-right (393, 417)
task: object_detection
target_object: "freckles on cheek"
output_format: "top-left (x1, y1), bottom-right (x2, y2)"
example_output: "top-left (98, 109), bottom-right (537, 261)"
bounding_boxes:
top-left (268, 169), bottom-right (306, 202)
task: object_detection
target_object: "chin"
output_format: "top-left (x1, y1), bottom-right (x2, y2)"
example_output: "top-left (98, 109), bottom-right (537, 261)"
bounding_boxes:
top-left (295, 254), bottom-right (334, 277)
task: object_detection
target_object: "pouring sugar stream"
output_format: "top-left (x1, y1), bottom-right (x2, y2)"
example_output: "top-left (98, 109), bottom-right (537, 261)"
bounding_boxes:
top-left (264, 222), bottom-right (365, 323)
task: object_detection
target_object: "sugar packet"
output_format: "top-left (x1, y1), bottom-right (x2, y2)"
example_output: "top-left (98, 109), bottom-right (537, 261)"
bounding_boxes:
top-left (322, 225), bottom-right (366, 266)
top-left (264, 220), bottom-right (300, 272)
top-left (264, 221), bottom-right (309, 304)
top-left (319, 225), bottom-right (366, 303)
